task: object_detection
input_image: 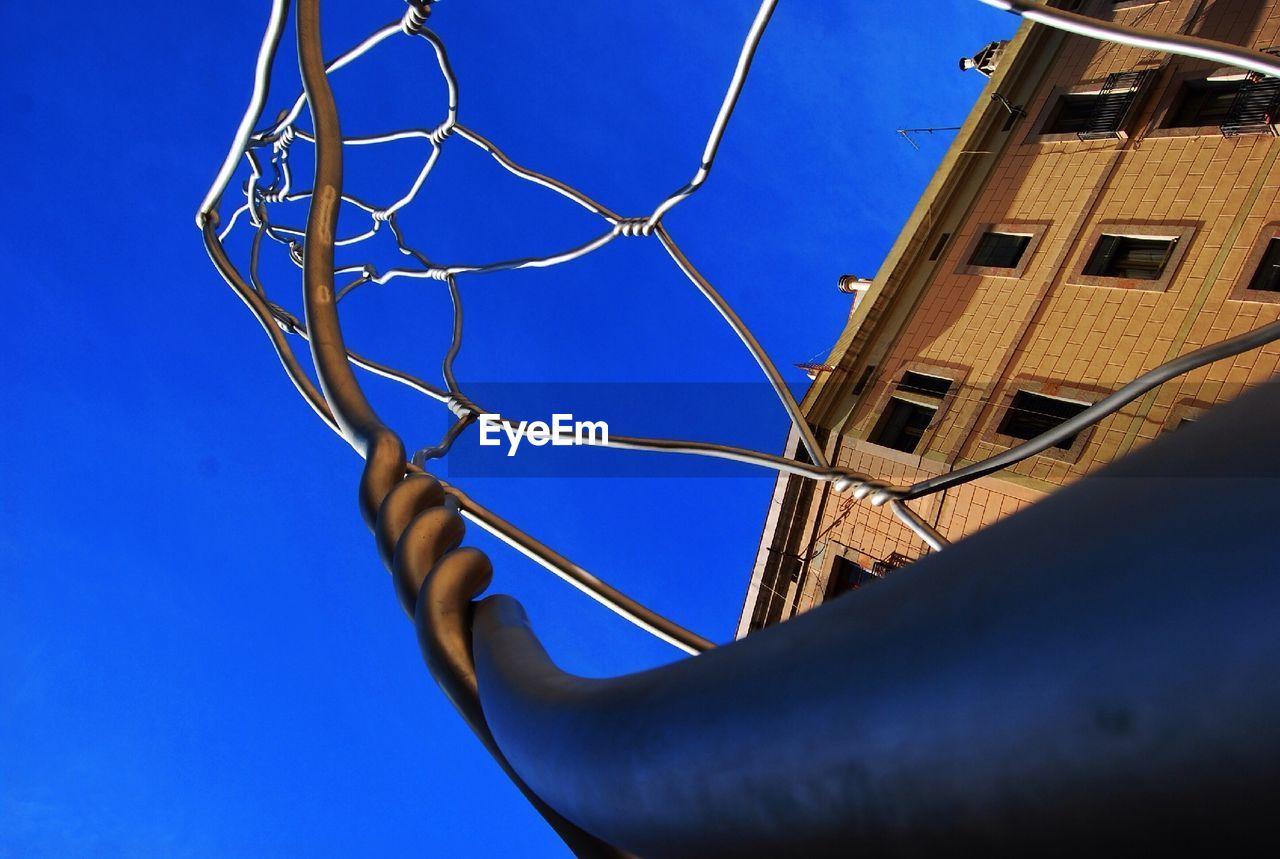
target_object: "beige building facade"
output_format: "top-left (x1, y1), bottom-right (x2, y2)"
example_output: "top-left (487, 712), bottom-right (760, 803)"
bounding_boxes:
top-left (740, 0), bottom-right (1280, 637)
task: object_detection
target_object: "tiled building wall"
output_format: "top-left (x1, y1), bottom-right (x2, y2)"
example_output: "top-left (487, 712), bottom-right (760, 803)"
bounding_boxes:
top-left (803, 0), bottom-right (1280, 603)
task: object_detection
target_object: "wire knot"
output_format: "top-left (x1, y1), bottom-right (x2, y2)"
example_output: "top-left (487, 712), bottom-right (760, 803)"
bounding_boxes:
top-left (402, 2), bottom-right (430, 36)
top-left (428, 122), bottom-right (455, 145)
top-left (446, 394), bottom-right (478, 419)
top-left (372, 209), bottom-right (393, 222)
top-left (615, 217), bottom-right (654, 237)
top-left (268, 302), bottom-right (303, 335)
top-left (273, 125), bottom-right (296, 152)
top-left (833, 475), bottom-right (897, 506)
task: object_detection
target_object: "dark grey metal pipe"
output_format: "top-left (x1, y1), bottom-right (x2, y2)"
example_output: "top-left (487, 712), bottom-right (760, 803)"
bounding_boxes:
top-left (472, 379), bottom-right (1280, 856)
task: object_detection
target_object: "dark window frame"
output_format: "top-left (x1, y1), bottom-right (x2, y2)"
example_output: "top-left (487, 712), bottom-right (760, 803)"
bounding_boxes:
top-left (1147, 68), bottom-right (1255, 139)
top-left (1230, 222), bottom-right (1280, 304)
top-left (865, 367), bottom-right (959, 456)
top-left (983, 379), bottom-right (1104, 465)
top-left (968, 232), bottom-right (1033, 269)
top-left (996, 390), bottom-right (1091, 450)
top-left (1083, 234), bottom-right (1178, 280)
top-left (1041, 92), bottom-right (1101, 135)
top-left (1028, 71), bottom-right (1154, 143)
top-left (824, 554), bottom-right (877, 601)
top-left (1071, 222), bottom-right (1196, 292)
top-left (928, 232), bottom-right (951, 261)
top-left (957, 221), bottom-right (1049, 278)
top-left (868, 397), bottom-right (938, 454)
top-left (1162, 77), bottom-right (1247, 129)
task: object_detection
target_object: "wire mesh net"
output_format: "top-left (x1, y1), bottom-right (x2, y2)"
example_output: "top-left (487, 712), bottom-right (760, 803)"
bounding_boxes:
top-left (200, 0), bottom-right (1280, 649)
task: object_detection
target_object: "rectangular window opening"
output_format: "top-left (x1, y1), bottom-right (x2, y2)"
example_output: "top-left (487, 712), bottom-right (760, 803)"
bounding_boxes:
top-left (969, 231), bottom-right (1032, 269)
top-left (1083, 234), bottom-right (1176, 280)
top-left (851, 364), bottom-right (877, 396)
top-left (898, 371), bottom-right (953, 399)
top-left (1043, 93), bottom-right (1100, 134)
top-left (929, 232), bottom-right (951, 261)
top-left (997, 390), bottom-right (1091, 450)
top-left (827, 555), bottom-right (876, 600)
top-left (1163, 78), bottom-right (1245, 128)
top-left (1247, 237), bottom-right (1280, 292)
top-left (869, 398), bottom-right (936, 453)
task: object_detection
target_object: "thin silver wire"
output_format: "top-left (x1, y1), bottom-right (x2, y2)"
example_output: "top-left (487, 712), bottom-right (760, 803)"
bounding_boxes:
top-left (198, 0), bottom-right (290, 226)
top-left (644, 0), bottom-right (779, 228)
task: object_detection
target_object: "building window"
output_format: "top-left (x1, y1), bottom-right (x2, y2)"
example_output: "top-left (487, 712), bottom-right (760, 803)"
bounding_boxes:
top-left (1083, 234), bottom-right (1178, 280)
top-left (997, 390), bottom-right (1090, 449)
top-left (869, 371), bottom-right (953, 453)
top-left (870, 399), bottom-right (936, 453)
top-left (929, 232), bottom-right (951, 261)
top-left (1073, 223), bottom-right (1194, 292)
top-left (1245, 237), bottom-right (1280, 293)
top-left (1229, 224), bottom-right (1280, 303)
top-left (898, 371), bottom-right (953, 398)
top-left (1220, 60), bottom-right (1280, 137)
top-left (871, 552), bottom-right (913, 575)
top-left (960, 222), bottom-right (1048, 277)
top-left (968, 231), bottom-right (1032, 268)
top-left (851, 364), bottom-right (877, 395)
top-left (1037, 70), bottom-right (1153, 140)
top-left (1042, 93), bottom-right (1099, 134)
top-left (827, 555), bottom-right (876, 600)
top-left (1163, 78), bottom-right (1245, 128)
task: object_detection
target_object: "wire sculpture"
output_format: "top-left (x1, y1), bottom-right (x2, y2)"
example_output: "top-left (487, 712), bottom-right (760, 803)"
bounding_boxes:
top-left (200, 0), bottom-right (1280, 643)
top-left (199, 0), bottom-right (1280, 850)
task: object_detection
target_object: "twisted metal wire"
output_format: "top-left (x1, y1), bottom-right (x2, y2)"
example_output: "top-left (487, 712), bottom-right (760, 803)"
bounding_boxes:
top-left (200, 0), bottom-right (1280, 648)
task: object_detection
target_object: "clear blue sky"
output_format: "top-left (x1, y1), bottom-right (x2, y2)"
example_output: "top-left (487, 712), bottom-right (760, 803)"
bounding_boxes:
top-left (0, 2), bottom-right (1013, 855)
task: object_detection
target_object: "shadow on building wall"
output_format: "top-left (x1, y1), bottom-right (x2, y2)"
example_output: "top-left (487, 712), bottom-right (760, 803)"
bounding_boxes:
top-left (1189, 0), bottom-right (1266, 47)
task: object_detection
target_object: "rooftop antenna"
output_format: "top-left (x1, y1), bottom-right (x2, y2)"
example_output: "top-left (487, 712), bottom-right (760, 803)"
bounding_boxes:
top-left (896, 126), bottom-right (962, 150)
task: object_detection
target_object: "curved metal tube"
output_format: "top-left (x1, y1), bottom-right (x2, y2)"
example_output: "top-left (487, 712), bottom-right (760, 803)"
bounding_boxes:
top-left (983, 0), bottom-right (1280, 79)
top-left (294, 7), bottom-right (627, 854)
top-left (297, 0), bottom-right (409, 530)
top-left (471, 380), bottom-right (1280, 856)
top-left (887, 499), bottom-right (949, 551)
top-left (197, 0), bottom-right (290, 225)
top-left (365, 473), bottom-right (627, 857)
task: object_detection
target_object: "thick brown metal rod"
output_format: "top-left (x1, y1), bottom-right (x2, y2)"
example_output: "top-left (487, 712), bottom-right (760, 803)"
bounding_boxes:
top-left (295, 5), bottom-right (626, 854)
top-left (296, 0), bottom-right (405, 526)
